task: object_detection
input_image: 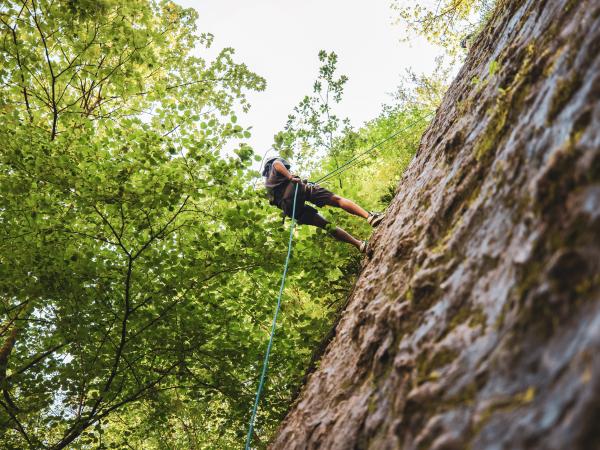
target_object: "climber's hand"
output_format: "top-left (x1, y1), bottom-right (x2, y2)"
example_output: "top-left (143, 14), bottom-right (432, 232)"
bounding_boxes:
top-left (289, 175), bottom-right (302, 184)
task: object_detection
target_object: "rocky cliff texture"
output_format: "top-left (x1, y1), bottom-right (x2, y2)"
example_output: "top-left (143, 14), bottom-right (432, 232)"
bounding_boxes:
top-left (270, 0), bottom-right (600, 449)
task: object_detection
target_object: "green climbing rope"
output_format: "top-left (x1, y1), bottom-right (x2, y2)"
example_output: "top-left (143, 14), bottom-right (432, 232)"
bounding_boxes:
top-left (245, 183), bottom-right (299, 450)
top-left (314, 112), bottom-right (434, 185)
top-left (244, 112), bottom-right (433, 448)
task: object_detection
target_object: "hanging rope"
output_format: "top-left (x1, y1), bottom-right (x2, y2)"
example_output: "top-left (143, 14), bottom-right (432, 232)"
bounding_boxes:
top-left (245, 183), bottom-right (299, 450)
top-left (314, 112), bottom-right (434, 185)
top-left (244, 111), bottom-right (434, 448)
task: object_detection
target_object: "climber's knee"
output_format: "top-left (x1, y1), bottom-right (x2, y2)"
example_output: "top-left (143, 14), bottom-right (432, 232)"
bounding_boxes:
top-left (328, 195), bottom-right (343, 207)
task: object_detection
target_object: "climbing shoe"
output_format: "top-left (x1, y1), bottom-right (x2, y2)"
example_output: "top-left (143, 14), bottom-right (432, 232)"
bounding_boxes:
top-left (367, 212), bottom-right (385, 227)
top-left (359, 240), bottom-right (369, 254)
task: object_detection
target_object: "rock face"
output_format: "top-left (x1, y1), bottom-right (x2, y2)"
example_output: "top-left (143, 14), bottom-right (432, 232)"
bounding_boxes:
top-left (270, 0), bottom-right (600, 449)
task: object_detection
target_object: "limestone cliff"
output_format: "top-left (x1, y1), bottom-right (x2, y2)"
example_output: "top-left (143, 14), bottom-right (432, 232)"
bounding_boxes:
top-left (271, 0), bottom-right (600, 448)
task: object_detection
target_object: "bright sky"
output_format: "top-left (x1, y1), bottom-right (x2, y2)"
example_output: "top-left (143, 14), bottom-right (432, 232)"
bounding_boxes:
top-left (176, 0), bottom-right (443, 161)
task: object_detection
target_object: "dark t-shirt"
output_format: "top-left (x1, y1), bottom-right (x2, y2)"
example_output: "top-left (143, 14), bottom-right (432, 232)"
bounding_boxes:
top-left (264, 158), bottom-right (291, 193)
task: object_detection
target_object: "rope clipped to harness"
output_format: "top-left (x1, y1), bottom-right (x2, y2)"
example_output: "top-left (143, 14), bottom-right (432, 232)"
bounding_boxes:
top-left (245, 183), bottom-right (299, 450)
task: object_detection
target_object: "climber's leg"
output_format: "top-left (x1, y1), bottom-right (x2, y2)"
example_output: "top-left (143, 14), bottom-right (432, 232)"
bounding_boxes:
top-left (305, 184), bottom-right (368, 218)
top-left (307, 185), bottom-right (385, 227)
top-left (303, 212), bottom-right (363, 250)
top-left (327, 195), bottom-right (369, 219)
top-left (326, 195), bottom-right (385, 227)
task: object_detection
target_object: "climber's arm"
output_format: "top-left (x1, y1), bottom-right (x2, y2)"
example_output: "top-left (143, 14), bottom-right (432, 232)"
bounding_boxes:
top-left (273, 160), bottom-right (301, 183)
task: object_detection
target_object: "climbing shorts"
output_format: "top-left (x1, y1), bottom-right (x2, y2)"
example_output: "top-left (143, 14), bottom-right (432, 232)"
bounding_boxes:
top-left (278, 181), bottom-right (335, 224)
top-left (305, 183), bottom-right (336, 207)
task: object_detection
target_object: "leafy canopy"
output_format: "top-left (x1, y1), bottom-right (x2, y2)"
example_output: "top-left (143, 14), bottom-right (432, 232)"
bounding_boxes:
top-left (391, 0), bottom-right (497, 55)
top-left (0, 0), bottom-right (269, 448)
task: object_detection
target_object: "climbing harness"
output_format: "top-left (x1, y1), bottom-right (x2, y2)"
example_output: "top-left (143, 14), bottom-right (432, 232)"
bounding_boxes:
top-left (245, 184), bottom-right (299, 450)
top-left (244, 112), bottom-right (434, 448)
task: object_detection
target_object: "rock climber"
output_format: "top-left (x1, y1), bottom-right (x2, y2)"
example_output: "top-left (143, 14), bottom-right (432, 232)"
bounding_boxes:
top-left (262, 156), bottom-right (384, 253)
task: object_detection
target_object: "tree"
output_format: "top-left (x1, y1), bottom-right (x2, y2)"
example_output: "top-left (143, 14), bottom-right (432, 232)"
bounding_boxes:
top-left (273, 50), bottom-right (350, 182)
top-left (391, 0), bottom-right (497, 55)
top-left (0, 1), bottom-right (267, 447)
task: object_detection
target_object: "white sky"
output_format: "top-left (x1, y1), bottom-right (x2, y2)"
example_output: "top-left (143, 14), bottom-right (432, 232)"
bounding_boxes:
top-left (176, 0), bottom-right (443, 161)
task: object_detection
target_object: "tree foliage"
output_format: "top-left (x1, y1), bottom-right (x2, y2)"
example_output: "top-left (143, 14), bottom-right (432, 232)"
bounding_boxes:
top-left (273, 50), bottom-right (350, 176)
top-left (391, 0), bottom-right (497, 54)
top-left (0, 1), bottom-right (269, 448)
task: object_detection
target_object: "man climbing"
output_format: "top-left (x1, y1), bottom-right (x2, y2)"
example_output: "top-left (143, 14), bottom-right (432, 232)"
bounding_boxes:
top-left (262, 157), bottom-right (384, 253)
